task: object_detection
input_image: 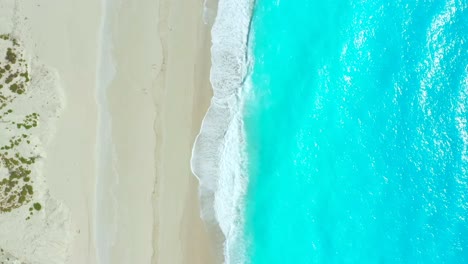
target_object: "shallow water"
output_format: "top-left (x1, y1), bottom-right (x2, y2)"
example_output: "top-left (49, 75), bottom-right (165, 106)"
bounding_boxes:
top-left (242, 0), bottom-right (468, 263)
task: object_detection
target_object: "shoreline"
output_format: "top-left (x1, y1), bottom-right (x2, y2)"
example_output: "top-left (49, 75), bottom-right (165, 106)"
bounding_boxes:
top-left (190, 0), bottom-right (255, 262)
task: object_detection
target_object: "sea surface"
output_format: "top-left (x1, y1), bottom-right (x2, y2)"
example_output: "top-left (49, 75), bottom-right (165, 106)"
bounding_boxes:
top-left (237, 0), bottom-right (468, 263)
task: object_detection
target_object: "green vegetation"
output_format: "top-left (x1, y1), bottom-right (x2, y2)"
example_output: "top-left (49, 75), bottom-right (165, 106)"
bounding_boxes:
top-left (16, 113), bottom-right (39, 129)
top-left (5, 48), bottom-right (16, 64)
top-left (0, 34), bottom-right (42, 219)
top-left (33, 202), bottom-right (41, 211)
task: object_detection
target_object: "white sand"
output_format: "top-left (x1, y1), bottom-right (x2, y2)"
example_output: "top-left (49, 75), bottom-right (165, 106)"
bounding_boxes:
top-left (100, 0), bottom-right (159, 262)
top-left (1, 0), bottom-right (102, 263)
top-left (106, 0), bottom-right (218, 262)
top-left (0, 0), bottom-right (217, 263)
top-left (0, 2), bottom-right (74, 263)
top-left (153, 0), bottom-right (219, 262)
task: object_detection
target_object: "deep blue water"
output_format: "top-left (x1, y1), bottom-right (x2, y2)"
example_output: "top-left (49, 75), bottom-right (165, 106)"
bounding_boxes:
top-left (242, 0), bottom-right (468, 263)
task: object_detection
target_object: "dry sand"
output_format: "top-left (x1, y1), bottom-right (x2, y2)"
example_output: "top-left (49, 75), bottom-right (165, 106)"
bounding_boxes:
top-left (105, 0), bottom-right (218, 262)
top-left (2, 0), bottom-right (101, 263)
top-left (104, 0), bottom-right (158, 263)
top-left (0, 0), bottom-right (217, 262)
top-left (153, 0), bottom-right (218, 262)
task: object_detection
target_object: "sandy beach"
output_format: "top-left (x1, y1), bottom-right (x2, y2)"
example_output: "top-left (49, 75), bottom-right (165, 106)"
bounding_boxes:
top-left (106, 0), bottom-right (217, 262)
top-left (152, 0), bottom-right (218, 262)
top-left (0, 0), bottom-right (100, 263)
top-left (0, 0), bottom-right (217, 263)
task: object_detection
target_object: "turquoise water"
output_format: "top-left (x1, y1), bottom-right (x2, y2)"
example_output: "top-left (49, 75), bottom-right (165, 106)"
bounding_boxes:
top-left (243, 0), bottom-right (468, 263)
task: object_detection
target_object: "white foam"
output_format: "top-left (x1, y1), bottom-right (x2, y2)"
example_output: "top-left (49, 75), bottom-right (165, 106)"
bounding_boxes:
top-left (456, 68), bottom-right (468, 163)
top-left (191, 0), bottom-right (254, 263)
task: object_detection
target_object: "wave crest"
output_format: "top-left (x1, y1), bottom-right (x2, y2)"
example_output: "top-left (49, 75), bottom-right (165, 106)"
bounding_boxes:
top-left (191, 0), bottom-right (254, 263)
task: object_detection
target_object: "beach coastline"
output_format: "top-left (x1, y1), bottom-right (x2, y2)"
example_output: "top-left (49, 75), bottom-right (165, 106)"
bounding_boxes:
top-left (190, 0), bottom-right (255, 262)
top-left (0, 0), bottom-right (219, 262)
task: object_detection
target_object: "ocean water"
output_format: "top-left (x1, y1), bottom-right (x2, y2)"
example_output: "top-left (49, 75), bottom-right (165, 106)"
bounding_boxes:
top-left (241, 0), bottom-right (468, 263)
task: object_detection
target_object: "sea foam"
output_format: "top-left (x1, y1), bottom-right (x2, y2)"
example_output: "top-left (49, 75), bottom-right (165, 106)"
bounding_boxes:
top-left (191, 0), bottom-right (254, 263)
